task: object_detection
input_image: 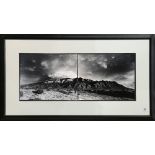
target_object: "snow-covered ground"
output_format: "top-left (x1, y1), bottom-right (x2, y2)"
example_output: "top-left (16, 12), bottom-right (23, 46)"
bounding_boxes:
top-left (20, 89), bottom-right (132, 101)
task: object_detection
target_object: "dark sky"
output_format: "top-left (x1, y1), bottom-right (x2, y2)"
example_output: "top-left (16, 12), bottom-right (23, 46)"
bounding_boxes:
top-left (20, 53), bottom-right (135, 88)
top-left (78, 53), bottom-right (135, 88)
top-left (20, 54), bottom-right (77, 85)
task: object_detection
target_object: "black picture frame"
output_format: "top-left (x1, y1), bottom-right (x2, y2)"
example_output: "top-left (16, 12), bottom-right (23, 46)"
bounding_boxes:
top-left (0, 34), bottom-right (155, 121)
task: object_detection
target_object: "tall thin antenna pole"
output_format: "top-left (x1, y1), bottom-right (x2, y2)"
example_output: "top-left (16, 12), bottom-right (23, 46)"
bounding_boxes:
top-left (77, 53), bottom-right (79, 100)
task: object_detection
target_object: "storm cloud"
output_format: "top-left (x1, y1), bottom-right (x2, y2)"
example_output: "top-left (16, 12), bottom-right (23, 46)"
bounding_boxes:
top-left (20, 53), bottom-right (135, 89)
top-left (78, 53), bottom-right (135, 88)
top-left (20, 53), bottom-right (77, 85)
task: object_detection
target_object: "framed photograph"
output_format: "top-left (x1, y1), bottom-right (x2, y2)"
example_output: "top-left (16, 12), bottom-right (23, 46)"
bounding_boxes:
top-left (0, 34), bottom-right (155, 121)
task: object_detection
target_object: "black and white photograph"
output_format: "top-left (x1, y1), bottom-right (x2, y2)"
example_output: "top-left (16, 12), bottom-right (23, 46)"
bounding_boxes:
top-left (19, 53), bottom-right (136, 101)
top-left (3, 36), bottom-right (151, 117)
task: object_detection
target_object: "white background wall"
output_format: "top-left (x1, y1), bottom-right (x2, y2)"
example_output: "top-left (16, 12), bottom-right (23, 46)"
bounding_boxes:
top-left (0, 0), bottom-right (155, 155)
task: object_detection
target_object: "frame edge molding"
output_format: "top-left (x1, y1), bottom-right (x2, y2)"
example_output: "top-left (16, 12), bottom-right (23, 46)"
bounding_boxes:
top-left (0, 34), bottom-right (154, 121)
